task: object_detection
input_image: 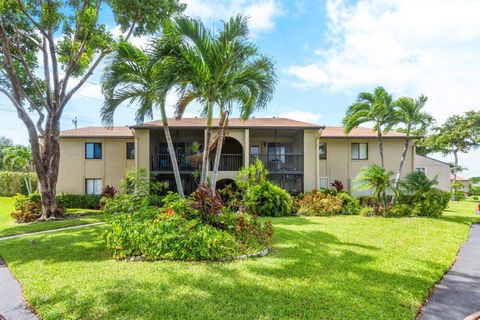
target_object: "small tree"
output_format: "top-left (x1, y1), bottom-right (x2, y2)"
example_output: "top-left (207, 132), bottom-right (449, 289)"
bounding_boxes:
top-left (0, 136), bottom-right (13, 170)
top-left (0, 0), bottom-right (184, 219)
top-left (343, 87), bottom-right (394, 168)
top-left (420, 111), bottom-right (480, 199)
top-left (356, 164), bottom-right (393, 206)
top-left (2, 145), bottom-right (34, 194)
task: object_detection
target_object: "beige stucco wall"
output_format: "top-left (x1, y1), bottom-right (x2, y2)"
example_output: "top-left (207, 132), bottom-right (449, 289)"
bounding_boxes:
top-left (317, 138), bottom-right (415, 191)
top-left (414, 155), bottom-right (450, 191)
top-left (303, 130), bottom-right (319, 191)
top-left (132, 129), bottom-right (150, 174)
top-left (57, 138), bottom-right (135, 194)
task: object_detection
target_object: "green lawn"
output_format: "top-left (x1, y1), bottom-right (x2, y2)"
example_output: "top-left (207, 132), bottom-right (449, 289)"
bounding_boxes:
top-left (0, 197), bottom-right (106, 238)
top-left (0, 201), bottom-right (478, 319)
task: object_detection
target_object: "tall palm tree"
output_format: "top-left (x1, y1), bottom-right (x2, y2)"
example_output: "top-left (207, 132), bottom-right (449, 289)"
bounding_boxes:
top-left (343, 86), bottom-right (394, 168)
top-left (101, 41), bottom-right (185, 196)
top-left (391, 95), bottom-right (433, 204)
top-left (152, 15), bottom-right (276, 188)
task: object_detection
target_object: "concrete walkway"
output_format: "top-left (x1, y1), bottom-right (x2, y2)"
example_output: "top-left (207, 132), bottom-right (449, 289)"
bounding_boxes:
top-left (0, 258), bottom-right (38, 320)
top-left (420, 224), bottom-right (480, 320)
top-left (0, 222), bottom-right (105, 242)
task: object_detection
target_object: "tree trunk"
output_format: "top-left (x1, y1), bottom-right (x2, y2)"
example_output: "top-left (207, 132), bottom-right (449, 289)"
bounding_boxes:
top-left (378, 132), bottom-right (385, 168)
top-left (163, 124), bottom-right (184, 197)
top-left (211, 112), bottom-right (228, 192)
top-left (452, 150), bottom-right (458, 200)
top-left (391, 138), bottom-right (410, 205)
top-left (200, 101), bottom-right (213, 186)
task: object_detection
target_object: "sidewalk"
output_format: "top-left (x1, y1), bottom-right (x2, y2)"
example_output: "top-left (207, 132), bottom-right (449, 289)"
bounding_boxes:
top-left (0, 258), bottom-right (38, 320)
top-left (419, 224), bottom-right (480, 320)
top-left (0, 222), bottom-right (105, 242)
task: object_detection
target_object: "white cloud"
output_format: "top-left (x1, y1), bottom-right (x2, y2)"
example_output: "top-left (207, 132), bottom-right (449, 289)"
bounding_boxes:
top-left (183, 0), bottom-right (284, 34)
top-left (277, 111), bottom-right (322, 124)
top-left (287, 0), bottom-right (480, 122)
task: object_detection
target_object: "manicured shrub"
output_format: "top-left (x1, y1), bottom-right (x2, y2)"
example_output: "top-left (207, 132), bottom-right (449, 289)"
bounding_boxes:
top-left (473, 196), bottom-right (479, 201)
top-left (105, 212), bottom-right (238, 261)
top-left (11, 193), bottom-right (66, 223)
top-left (244, 181), bottom-right (292, 217)
top-left (297, 191), bottom-right (343, 216)
top-left (57, 193), bottom-right (102, 209)
top-left (338, 192), bottom-right (361, 215)
top-left (0, 171), bottom-right (38, 196)
top-left (452, 190), bottom-right (466, 201)
top-left (412, 189), bottom-right (451, 217)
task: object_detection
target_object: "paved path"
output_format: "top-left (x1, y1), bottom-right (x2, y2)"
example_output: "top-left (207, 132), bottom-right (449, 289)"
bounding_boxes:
top-left (0, 222), bottom-right (105, 242)
top-left (420, 224), bottom-right (480, 320)
top-left (0, 258), bottom-right (38, 320)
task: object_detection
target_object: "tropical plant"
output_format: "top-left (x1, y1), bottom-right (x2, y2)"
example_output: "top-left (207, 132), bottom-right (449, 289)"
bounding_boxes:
top-left (101, 41), bottom-right (184, 196)
top-left (356, 164), bottom-right (393, 206)
top-left (0, 136), bottom-right (13, 170)
top-left (391, 95), bottom-right (434, 204)
top-left (152, 15), bottom-right (276, 188)
top-left (343, 87), bottom-right (395, 168)
top-left (2, 146), bottom-right (35, 194)
top-left (0, 0), bottom-right (184, 219)
top-left (330, 180), bottom-right (344, 192)
top-left (420, 110), bottom-right (480, 199)
top-left (400, 171), bottom-right (438, 197)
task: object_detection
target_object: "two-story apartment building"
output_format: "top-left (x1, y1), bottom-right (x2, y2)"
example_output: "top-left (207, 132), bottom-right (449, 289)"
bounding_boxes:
top-left (56, 117), bottom-right (416, 195)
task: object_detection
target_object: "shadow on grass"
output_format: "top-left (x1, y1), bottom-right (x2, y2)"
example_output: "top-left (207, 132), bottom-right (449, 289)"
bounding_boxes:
top-left (0, 220), bottom-right (445, 319)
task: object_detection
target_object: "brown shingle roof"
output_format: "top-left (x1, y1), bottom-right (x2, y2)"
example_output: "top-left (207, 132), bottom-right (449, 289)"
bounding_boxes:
top-left (131, 117), bottom-right (323, 129)
top-left (60, 126), bottom-right (133, 138)
top-left (321, 126), bottom-right (406, 138)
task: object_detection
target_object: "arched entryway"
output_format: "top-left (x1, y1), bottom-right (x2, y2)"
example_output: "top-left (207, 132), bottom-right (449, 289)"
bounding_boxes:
top-left (214, 137), bottom-right (243, 171)
top-left (216, 178), bottom-right (237, 191)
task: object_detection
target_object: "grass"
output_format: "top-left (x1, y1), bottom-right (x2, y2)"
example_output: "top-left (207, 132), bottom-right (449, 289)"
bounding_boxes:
top-left (0, 197), bottom-right (107, 238)
top-left (0, 200), bottom-right (478, 319)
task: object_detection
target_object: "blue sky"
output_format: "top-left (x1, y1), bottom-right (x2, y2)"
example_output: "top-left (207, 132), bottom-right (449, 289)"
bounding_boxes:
top-left (1, 0), bottom-right (480, 176)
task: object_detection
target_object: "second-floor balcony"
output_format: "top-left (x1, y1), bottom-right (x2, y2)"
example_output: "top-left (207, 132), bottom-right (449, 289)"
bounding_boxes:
top-left (251, 154), bottom-right (304, 172)
top-left (151, 153), bottom-right (244, 172)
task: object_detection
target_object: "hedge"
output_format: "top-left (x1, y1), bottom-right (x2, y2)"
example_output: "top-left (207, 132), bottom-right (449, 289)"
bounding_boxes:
top-left (0, 171), bottom-right (38, 196)
top-left (57, 193), bottom-right (102, 209)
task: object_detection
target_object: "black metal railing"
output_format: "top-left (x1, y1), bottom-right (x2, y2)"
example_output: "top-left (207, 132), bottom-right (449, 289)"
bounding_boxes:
top-left (210, 154), bottom-right (243, 171)
top-left (152, 153), bottom-right (243, 172)
top-left (151, 154), bottom-right (197, 172)
top-left (250, 154), bottom-right (304, 172)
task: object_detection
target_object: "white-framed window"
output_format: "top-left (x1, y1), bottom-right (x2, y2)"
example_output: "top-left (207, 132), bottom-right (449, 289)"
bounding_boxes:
top-left (319, 142), bottom-right (327, 160)
top-left (85, 178), bottom-right (102, 195)
top-left (415, 167), bottom-right (426, 174)
top-left (351, 143), bottom-right (368, 160)
top-left (250, 145), bottom-right (260, 157)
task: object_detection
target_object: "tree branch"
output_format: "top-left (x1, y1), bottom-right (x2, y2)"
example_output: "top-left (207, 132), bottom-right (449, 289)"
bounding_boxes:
top-left (42, 35), bottom-right (53, 107)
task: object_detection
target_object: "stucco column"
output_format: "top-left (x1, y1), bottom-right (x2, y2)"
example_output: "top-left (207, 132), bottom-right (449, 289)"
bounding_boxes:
top-left (244, 129), bottom-right (250, 168)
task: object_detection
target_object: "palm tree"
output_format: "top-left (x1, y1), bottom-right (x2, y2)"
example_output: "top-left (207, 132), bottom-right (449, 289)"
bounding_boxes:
top-left (400, 171), bottom-right (438, 198)
top-left (101, 41), bottom-right (185, 196)
top-left (356, 164), bottom-right (393, 206)
top-left (343, 87), bottom-right (394, 168)
top-left (391, 95), bottom-right (433, 205)
top-left (152, 15), bottom-right (276, 188)
top-left (3, 146), bottom-right (34, 194)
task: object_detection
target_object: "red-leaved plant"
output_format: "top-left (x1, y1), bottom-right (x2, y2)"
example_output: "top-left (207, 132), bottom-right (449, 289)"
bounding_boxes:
top-left (192, 184), bottom-right (225, 229)
top-left (331, 180), bottom-right (344, 192)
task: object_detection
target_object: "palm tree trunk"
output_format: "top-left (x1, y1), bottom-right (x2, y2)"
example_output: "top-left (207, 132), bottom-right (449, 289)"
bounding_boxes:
top-left (391, 138), bottom-right (410, 205)
top-left (211, 111), bottom-right (229, 192)
top-left (378, 132), bottom-right (385, 168)
top-left (163, 125), bottom-right (184, 197)
top-left (452, 150), bottom-right (458, 200)
top-left (160, 105), bottom-right (184, 197)
top-left (200, 101), bottom-right (213, 185)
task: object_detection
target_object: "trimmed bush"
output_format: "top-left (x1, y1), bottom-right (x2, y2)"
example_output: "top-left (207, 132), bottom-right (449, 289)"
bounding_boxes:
top-left (338, 192), bottom-right (361, 215)
top-left (0, 171), bottom-right (38, 196)
top-left (102, 194), bottom-right (149, 214)
top-left (244, 181), bottom-right (292, 217)
top-left (57, 193), bottom-right (102, 209)
top-left (297, 191), bottom-right (343, 216)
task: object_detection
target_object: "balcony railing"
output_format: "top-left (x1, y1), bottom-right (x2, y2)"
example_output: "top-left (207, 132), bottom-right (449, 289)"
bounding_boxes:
top-left (151, 153), bottom-right (243, 172)
top-left (250, 154), bottom-right (303, 172)
top-left (210, 154), bottom-right (243, 171)
top-left (151, 154), bottom-right (197, 172)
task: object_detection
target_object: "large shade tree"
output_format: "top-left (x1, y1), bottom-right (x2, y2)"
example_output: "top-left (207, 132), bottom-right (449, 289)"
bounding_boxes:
top-left (343, 86), bottom-right (394, 168)
top-left (152, 15), bottom-right (276, 188)
top-left (390, 95), bottom-right (433, 204)
top-left (101, 41), bottom-right (185, 196)
top-left (421, 110), bottom-right (480, 198)
top-left (0, 0), bottom-right (184, 219)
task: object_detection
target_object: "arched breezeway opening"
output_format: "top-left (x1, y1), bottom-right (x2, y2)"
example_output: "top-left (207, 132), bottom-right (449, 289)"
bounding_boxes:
top-left (211, 137), bottom-right (244, 171)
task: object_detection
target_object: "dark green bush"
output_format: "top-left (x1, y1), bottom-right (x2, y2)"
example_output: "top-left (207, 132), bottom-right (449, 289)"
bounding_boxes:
top-left (102, 194), bottom-right (149, 214)
top-left (244, 181), bottom-right (292, 216)
top-left (0, 172), bottom-right (38, 196)
top-left (105, 212), bottom-right (238, 261)
top-left (453, 190), bottom-right (466, 201)
top-left (57, 193), bottom-right (101, 209)
top-left (398, 188), bottom-right (450, 217)
top-left (338, 192), bottom-right (361, 215)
